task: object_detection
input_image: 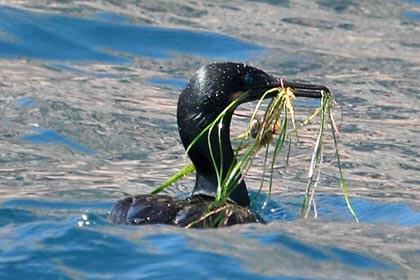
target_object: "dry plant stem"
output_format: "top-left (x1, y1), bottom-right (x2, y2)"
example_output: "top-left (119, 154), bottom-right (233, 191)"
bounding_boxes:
top-left (222, 89), bottom-right (281, 201)
top-left (262, 89), bottom-right (297, 208)
top-left (300, 92), bottom-right (358, 222)
top-left (256, 144), bottom-right (271, 208)
top-left (301, 93), bottom-right (327, 218)
top-left (184, 204), bottom-right (231, 228)
top-left (265, 112), bottom-right (289, 208)
top-left (303, 143), bottom-right (324, 219)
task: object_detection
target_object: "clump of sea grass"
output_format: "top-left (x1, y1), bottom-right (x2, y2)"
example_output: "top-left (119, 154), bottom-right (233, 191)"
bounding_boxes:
top-left (152, 87), bottom-right (359, 225)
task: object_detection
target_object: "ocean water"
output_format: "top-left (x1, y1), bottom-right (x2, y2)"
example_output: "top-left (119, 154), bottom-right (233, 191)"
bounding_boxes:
top-left (0, 1), bottom-right (419, 279)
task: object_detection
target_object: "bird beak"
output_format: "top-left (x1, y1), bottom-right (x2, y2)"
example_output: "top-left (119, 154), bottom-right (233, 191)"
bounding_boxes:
top-left (266, 77), bottom-right (330, 98)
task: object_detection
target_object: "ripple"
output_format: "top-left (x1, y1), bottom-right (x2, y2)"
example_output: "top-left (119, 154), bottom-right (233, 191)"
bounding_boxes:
top-left (21, 128), bottom-right (95, 155)
top-left (0, 6), bottom-right (263, 63)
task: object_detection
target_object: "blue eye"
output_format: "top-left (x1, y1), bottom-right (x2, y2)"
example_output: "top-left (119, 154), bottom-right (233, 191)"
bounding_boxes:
top-left (244, 74), bottom-right (254, 86)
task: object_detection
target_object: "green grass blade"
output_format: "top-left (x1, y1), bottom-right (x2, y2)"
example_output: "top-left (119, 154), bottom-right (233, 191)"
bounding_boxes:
top-left (151, 163), bottom-right (195, 194)
top-left (329, 109), bottom-right (360, 223)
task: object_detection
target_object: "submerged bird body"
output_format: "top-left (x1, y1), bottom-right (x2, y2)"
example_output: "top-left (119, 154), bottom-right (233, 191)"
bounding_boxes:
top-left (109, 62), bottom-right (328, 228)
top-left (110, 194), bottom-right (259, 228)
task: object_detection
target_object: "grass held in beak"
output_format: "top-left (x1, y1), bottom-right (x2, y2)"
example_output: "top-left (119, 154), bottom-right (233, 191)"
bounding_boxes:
top-left (152, 86), bottom-right (359, 225)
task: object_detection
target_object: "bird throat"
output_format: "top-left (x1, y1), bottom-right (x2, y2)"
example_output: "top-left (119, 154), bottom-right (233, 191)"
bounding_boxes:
top-left (185, 112), bottom-right (250, 207)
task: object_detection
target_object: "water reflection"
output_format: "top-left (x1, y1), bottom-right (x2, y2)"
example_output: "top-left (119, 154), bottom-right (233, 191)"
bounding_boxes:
top-left (402, 10), bottom-right (420, 20)
top-left (1, 0), bottom-right (420, 278)
top-left (13, 97), bottom-right (38, 108)
top-left (0, 6), bottom-right (263, 62)
top-left (21, 128), bottom-right (95, 154)
top-left (1, 196), bottom-right (414, 279)
top-left (245, 232), bottom-right (392, 270)
top-left (260, 193), bottom-right (420, 227)
top-left (147, 77), bottom-right (187, 89)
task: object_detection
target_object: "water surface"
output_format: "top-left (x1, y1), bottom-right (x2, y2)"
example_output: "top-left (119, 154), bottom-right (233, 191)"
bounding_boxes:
top-left (1, 1), bottom-right (419, 279)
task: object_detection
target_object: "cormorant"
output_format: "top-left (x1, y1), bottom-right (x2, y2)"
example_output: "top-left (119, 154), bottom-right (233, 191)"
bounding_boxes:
top-left (109, 62), bottom-right (329, 228)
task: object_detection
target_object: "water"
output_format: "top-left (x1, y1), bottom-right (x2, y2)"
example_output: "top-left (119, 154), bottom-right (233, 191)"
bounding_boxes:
top-left (1, 1), bottom-right (419, 279)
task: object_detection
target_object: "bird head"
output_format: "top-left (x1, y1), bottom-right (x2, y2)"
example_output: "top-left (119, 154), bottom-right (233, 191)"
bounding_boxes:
top-left (177, 62), bottom-right (329, 207)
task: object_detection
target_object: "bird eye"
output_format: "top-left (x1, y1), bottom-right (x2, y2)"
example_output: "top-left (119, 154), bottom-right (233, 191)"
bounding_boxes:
top-left (244, 74), bottom-right (254, 86)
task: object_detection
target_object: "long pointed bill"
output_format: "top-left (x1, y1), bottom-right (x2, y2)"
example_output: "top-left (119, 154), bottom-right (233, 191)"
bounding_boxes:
top-left (248, 75), bottom-right (330, 102)
top-left (262, 76), bottom-right (330, 99)
top-left (282, 80), bottom-right (330, 98)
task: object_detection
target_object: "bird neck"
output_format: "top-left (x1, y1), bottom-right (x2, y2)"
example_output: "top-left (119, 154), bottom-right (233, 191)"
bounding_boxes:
top-left (179, 112), bottom-right (250, 207)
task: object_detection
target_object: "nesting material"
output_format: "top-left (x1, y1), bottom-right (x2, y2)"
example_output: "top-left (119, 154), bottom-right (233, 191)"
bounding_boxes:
top-left (153, 87), bottom-right (359, 227)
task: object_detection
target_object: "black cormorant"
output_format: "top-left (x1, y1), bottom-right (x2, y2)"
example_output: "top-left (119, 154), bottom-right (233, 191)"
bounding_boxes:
top-left (109, 62), bottom-right (329, 228)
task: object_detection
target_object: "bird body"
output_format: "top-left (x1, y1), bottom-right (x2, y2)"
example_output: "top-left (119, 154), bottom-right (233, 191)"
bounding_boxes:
top-left (109, 194), bottom-right (260, 228)
top-left (109, 62), bottom-right (328, 228)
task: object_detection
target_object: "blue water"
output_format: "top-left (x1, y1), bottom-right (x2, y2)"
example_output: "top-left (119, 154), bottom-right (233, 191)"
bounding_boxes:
top-left (0, 6), bottom-right (262, 62)
top-left (1, 2), bottom-right (420, 279)
top-left (13, 97), bottom-right (39, 107)
top-left (403, 10), bottom-right (420, 20)
top-left (2, 194), bottom-right (418, 279)
top-left (21, 128), bottom-right (95, 155)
